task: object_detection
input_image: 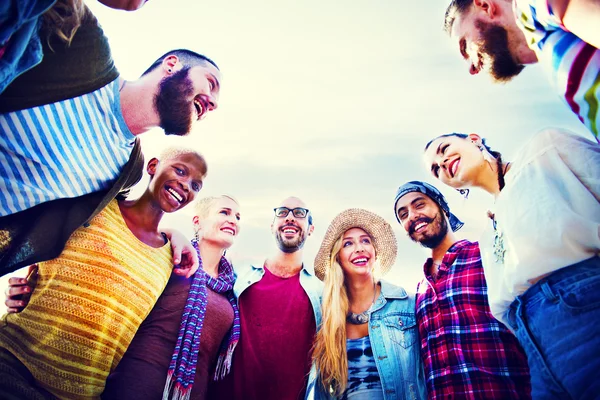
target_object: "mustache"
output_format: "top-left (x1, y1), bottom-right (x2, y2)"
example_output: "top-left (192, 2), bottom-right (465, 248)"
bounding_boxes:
top-left (408, 217), bottom-right (434, 235)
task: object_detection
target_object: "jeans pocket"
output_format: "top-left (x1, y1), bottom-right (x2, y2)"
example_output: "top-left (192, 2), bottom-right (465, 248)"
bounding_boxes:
top-left (383, 314), bottom-right (417, 349)
top-left (557, 273), bottom-right (600, 313)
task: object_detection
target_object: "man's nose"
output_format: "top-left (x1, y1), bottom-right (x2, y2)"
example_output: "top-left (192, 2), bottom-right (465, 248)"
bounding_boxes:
top-left (469, 62), bottom-right (480, 75)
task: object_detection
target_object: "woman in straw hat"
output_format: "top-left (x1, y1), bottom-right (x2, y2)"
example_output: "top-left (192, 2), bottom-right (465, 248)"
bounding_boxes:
top-left (308, 209), bottom-right (426, 400)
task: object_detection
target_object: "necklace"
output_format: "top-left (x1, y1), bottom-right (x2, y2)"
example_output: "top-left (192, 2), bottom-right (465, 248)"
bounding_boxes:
top-left (347, 283), bottom-right (377, 325)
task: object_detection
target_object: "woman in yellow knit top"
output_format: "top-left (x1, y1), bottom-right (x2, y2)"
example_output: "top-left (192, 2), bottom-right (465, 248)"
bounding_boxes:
top-left (0, 147), bottom-right (207, 399)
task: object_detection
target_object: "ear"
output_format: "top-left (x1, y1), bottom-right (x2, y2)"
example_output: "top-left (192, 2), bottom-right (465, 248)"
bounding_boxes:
top-left (192, 215), bottom-right (200, 230)
top-left (468, 133), bottom-right (482, 144)
top-left (473, 0), bottom-right (498, 18)
top-left (162, 55), bottom-right (181, 75)
top-left (308, 224), bottom-right (315, 236)
top-left (147, 157), bottom-right (159, 178)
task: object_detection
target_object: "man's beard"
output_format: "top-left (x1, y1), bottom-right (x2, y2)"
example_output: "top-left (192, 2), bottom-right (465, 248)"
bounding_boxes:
top-left (408, 211), bottom-right (448, 249)
top-left (154, 67), bottom-right (195, 136)
top-left (476, 19), bottom-right (525, 83)
top-left (275, 226), bottom-right (307, 254)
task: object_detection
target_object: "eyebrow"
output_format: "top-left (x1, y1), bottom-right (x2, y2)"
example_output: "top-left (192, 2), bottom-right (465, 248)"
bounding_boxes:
top-left (398, 196), bottom-right (426, 214)
top-left (173, 162), bottom-right (189, 172)
top-left (210, 73), bottom-right (221, 91)
top-left (436, 141), bottom-right (443, 155)
top-left (343, 234), bottom-right (371, 241)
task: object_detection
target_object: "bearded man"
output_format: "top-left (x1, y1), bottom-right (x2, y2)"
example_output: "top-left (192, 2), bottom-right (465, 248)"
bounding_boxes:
top-left (444, 0), bottom-right (600, 139)
top-left (0, 48), bottom-right (220, 274)
top-left (394, 181), bottom-right (531, 400)
top-left (210, 196), bottom-right (323, 400)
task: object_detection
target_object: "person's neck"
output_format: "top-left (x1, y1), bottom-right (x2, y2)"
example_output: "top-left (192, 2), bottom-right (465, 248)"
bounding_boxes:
top-left (197, 239), bottom-right (224, 279)
top-left (266, 250), bottom-right (304, 278)
top-left (473, 160), bottom-right (512, 197)
top-left (431, 231), bottom-right (459, 265)
top-left (346, 274), bottom-right (378, 313)
top-left (118, 190), bottom-right (165, 246)
top-left (119, 77), bottom-right (161, 135)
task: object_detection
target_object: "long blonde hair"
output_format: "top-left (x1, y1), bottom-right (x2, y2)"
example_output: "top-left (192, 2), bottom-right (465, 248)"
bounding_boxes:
top-left (312, 236), bottom-right (350, 397)
top-left (41, 0), bottom-right (87, 47)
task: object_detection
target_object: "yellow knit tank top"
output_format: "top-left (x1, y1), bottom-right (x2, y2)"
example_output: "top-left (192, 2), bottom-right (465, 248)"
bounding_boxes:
top-left (0, 200), bottom-right (173, 399)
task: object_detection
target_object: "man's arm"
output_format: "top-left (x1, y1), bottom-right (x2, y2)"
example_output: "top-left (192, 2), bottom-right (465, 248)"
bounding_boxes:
top-left (548, 0), bottom-right (600, 48)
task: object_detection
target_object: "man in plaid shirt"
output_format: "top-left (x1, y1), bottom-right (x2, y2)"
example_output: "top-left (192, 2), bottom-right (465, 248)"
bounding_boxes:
top-left (393, 181), bottom-right (531, 400)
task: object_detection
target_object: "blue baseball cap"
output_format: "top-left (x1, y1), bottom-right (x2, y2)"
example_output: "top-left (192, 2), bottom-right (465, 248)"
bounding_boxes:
top-left (393, 181), bottom-right (464, 232)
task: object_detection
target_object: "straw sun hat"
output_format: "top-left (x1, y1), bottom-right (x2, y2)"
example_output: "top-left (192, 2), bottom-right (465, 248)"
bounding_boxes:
top-left (314, 208), bottom-right (398, 281)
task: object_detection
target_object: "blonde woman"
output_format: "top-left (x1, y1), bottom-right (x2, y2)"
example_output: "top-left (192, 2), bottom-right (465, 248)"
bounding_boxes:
top-left (308, 209), bottom-right (426, 400)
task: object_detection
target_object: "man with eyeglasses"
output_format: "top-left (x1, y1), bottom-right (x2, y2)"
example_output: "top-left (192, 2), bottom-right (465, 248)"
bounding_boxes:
top-left (209, 196), bottom-right (323, 400)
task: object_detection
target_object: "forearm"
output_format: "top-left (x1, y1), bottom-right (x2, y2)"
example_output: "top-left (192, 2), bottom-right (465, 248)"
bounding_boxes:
top-left (549, 0), bottom-right (600, 48)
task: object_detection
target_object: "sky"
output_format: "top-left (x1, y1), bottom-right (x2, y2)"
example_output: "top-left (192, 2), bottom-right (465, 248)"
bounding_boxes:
top-left (1, 0), bottom-right (594, 307)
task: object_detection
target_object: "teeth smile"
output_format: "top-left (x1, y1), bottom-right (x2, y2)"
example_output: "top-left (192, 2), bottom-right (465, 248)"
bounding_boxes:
top-left (167, 188), bottom-right (183, 203)
top-left (353, 258), bottom-right (368, 264)
top-left (221, 228), bottom-right (235, 235)
top-left (283, 228), bottom-right (297, 234)
top-left (194, 99), bottom-right (203, 119)
top-left (415, 222), bottom-right (427, 231)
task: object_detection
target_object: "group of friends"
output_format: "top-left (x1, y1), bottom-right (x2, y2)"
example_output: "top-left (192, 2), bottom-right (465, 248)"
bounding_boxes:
top-left (0, 0), bottom-right (598, 399)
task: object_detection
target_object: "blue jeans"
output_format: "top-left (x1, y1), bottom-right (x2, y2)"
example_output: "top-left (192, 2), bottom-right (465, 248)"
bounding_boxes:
top-left (506, 257), bottom-right (600, 400)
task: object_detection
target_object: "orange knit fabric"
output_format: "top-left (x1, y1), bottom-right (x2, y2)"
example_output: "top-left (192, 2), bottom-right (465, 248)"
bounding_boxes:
top-left (0, 200), bottom-right (173, 399)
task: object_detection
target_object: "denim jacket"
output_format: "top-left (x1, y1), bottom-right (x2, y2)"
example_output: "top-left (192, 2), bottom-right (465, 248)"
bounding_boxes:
top-left (306, 280), bottom-right (427, 400)
top-left (0, 0), bottom-right (56, 93)
top-left (234, 263), bottom-right (324, 329)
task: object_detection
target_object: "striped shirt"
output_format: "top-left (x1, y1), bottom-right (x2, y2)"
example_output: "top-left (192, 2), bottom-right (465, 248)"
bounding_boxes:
top-left (0, 200), bottom-right (173, 399)
top-left (514, 0), bottom-right (600, 139)
top-left (416, 240), bottom-right (531, 400)
top-left (0, 78), bottom-right (135, 217)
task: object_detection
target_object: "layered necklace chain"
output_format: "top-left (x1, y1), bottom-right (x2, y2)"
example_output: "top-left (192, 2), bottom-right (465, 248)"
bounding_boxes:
top-left (346, 283), bottom-right (377, 325)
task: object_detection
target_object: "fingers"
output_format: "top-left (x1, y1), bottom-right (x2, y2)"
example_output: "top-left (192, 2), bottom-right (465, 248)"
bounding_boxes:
top-left (7, 277), bottom-right (29, 286)
top-left (171, 245), bottom-right (182, 266)
top-left (181, 250), bottom-right (199, 278)
top-left (5, 299), bottom-right (27, 312)
top-left (5, 285), bottom-right (31, 298)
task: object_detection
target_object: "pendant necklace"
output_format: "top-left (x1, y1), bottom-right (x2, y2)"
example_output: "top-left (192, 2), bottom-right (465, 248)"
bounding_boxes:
top-left (347, 283), bottom-right (377, 325)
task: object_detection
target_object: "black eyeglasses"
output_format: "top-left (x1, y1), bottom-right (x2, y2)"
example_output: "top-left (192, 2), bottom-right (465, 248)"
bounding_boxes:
top-left (273, 207), bottom-right (310, 219)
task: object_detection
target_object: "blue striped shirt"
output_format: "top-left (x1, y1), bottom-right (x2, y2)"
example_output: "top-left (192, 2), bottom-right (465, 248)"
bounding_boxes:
top-left (514, 0), bottom-right (600, 138)
top-left (0, 78), bottom-right (135, 216)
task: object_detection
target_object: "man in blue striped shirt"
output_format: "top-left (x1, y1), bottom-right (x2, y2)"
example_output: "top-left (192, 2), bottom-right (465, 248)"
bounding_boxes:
top-left (443, 0), bottom-right (600, 139)
top-left (0, 48), bottom-right (221, 217)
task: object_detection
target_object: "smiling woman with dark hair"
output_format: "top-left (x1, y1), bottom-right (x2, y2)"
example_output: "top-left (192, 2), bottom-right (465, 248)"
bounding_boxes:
top-left (0, 148), bottom-right (206, 399)
top-left (424, 127), bottom-right (600, 399)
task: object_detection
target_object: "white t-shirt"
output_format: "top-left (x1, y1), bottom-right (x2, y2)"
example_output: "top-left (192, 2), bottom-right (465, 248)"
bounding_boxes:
top-left (481, 128), bottom-right (600, 323)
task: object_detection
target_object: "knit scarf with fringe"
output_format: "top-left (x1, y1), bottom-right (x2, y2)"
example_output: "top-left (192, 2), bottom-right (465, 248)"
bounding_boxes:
top-left (162, 240), bottom-right (240, 400)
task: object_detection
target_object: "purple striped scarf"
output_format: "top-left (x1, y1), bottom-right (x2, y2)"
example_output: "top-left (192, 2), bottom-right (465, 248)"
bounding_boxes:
top-left (162, 240), bottom-right (240, 400)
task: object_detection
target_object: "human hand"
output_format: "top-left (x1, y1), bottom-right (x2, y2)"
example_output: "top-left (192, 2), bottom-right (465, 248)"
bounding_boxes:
top-left (164, 229), bottom-right (199, 278)
top-left (5, 265), bottom-right (37, 313)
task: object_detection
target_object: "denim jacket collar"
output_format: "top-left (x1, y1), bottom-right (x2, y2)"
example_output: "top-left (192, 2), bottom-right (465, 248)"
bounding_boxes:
top-left (370, 280), bottom-right (409, 314)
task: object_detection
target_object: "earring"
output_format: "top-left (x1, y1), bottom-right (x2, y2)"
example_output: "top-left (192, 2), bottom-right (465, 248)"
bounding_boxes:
top-left (194, 230), bottom-right (200, 242)
top-left (168, 68), bottom-right (172, 73)
top-left (457, 188), bottom-right (470, 199)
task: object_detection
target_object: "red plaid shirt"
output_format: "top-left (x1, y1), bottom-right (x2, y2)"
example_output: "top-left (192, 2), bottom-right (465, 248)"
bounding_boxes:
top-left (416, 240), bottom-right (531, 399)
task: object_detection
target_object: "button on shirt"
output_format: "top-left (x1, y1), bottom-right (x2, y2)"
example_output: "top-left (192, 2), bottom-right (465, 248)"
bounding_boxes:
top-left (416, 240), bottom-right (531, 400)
